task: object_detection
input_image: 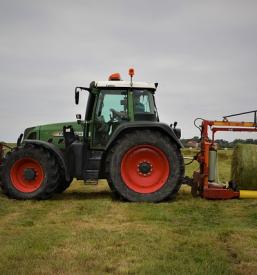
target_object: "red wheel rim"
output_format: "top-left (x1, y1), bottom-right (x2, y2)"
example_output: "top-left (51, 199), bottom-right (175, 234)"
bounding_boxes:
top-left (10, 158), bottom-right (44, 193)
top-left (121, 145), bottom-right (170, 193)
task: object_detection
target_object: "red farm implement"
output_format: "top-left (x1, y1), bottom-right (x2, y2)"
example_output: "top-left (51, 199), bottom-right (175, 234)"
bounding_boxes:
top-left (191, 110), bottom-right (257, 199)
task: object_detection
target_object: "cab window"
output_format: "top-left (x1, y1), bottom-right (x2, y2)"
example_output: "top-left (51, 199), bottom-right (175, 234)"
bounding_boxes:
top-left (133, 90), bottom-right (158, 121)
top-left (93, 90), bottom-right (128, 147)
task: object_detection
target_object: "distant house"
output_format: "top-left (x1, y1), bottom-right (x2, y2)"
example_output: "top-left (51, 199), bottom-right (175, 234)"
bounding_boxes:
top-left (186, 140), bottom-right (199, 149)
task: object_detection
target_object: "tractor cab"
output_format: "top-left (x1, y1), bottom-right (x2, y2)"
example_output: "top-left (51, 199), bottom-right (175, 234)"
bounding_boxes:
top-left (75, 69), bottom-right (159, 148)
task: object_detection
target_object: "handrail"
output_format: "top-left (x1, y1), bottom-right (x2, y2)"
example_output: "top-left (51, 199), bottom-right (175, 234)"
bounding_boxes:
top-left (223, 110), bottom-right (257, 126)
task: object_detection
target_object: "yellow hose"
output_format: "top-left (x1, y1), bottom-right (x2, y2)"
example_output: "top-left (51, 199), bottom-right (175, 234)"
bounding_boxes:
top-left (240, 190), bottom-right (257, 199)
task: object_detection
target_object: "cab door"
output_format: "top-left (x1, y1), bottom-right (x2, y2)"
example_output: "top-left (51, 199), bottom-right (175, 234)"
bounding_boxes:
top-left (92, 89), bottom-right (128, 148)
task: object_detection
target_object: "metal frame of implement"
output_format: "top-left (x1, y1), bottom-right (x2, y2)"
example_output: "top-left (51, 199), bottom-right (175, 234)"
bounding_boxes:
top-left (193, 110), bottom-right (257, 199)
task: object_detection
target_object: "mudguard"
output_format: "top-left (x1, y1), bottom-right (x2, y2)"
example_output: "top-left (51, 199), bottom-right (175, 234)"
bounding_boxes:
top-left (23, 139), bottom-right (71, 181)
top-left (105, 121), bottom-right (183, 151)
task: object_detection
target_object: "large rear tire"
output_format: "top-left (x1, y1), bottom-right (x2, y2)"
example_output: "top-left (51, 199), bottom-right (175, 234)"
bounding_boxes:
top-left (106, 130), bottom-right (184, 202)
top-left (1, 145), bottom-right (59, 199)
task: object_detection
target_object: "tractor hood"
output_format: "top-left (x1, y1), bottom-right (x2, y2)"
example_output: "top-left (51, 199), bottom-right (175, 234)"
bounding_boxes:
top-left (23, 121), bottom-right (83, 149)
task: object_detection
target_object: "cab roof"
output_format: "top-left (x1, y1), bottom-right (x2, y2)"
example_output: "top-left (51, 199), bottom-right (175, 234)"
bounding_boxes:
top-left (94, 80), bottom-right (157, 90)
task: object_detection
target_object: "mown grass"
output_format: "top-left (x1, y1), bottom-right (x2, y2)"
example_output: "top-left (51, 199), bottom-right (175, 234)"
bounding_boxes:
top-left (1, 149), bottom-right (257, 274)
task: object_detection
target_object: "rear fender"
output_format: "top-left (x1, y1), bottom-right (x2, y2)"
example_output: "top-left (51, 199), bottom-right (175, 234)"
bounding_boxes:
top-left (105, 122), bottom-right (183, 151)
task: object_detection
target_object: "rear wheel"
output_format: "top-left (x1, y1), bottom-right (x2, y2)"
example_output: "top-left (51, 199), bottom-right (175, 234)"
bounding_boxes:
top-left (1, 145), bottom-right (59, 199)
top-left (106, 130), bottom-right (184, 202)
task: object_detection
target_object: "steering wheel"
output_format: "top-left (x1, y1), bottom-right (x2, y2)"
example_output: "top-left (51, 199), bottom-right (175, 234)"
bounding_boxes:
top-left (110, 108), bottom-right (124, 121)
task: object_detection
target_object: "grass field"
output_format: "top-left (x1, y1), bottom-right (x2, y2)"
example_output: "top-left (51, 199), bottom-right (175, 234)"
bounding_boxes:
top-left (1, 149), bottom-right (257, 274)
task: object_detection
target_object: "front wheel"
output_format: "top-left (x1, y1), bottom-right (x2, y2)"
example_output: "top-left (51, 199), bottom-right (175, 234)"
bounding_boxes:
top-left (55, 173), bottom-right (73, 193)
top-left (106, 130), bottom-right (184, 202)
top-left (1, 145), bottom-right (59, 199)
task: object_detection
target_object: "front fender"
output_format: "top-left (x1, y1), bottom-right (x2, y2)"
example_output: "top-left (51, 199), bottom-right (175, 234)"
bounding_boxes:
top-left (23, 140), bottom-right (71, 181)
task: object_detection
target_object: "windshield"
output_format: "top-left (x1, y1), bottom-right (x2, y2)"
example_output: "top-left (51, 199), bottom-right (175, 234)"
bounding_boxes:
top-left (96, 90), bottom-right (127, 122)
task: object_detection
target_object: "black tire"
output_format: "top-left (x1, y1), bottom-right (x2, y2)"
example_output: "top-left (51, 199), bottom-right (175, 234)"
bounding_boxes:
top-left (106, 130), bottom-right (184, 202)
top-left (1, 145), bottom-right (59, 199)
top-left (55, 173), bottom-right (73, 193)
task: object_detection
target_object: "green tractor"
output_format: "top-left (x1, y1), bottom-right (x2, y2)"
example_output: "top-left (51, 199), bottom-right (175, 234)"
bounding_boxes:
top-left (0, 69), bottom-right (184, 202)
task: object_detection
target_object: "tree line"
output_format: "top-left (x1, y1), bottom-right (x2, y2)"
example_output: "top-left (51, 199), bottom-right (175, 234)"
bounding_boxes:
top-left (181, 137), bottom-right (257, 148)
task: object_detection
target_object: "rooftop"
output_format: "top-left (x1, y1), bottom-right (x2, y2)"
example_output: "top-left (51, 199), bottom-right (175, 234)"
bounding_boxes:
top-left (94, 80), bottom-right (157, 90)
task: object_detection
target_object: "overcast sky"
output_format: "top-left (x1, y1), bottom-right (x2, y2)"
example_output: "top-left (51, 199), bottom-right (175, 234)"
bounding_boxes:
top-left (1, 0), bottom-right (257, 142)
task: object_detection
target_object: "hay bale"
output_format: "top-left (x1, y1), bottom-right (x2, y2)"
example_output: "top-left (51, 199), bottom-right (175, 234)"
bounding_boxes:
top-left (231, 144), bottom-right (257, 190)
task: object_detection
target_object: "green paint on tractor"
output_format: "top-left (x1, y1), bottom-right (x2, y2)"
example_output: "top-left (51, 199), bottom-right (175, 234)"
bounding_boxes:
top-left (23, 121), bottom-right (83, 149)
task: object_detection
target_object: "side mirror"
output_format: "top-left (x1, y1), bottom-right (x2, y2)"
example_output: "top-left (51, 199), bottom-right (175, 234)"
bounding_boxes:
top-left (75, 86), bottom-right (91, 105)
top-left (75, 90), bottom-right (79, 105)
top-left (76, 114), bottom-right (82, 124)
